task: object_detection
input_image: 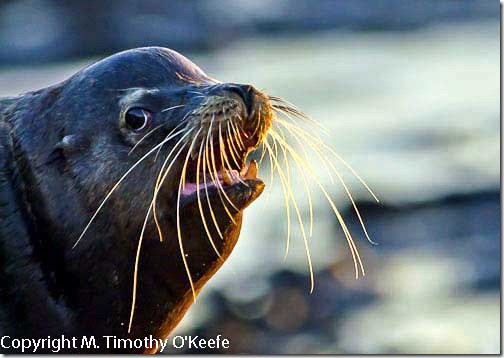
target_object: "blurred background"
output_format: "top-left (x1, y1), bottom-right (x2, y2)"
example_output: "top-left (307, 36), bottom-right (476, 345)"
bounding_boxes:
top-left (0, 0), bottom-right (499, 354)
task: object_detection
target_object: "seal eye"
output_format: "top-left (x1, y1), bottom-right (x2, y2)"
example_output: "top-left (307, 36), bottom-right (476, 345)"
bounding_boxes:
top-left (125, 108), bottom-right (152, 132)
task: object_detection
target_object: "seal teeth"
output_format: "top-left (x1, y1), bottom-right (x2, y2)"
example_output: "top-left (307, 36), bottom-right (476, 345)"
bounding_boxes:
top-left (221, 167), bottom-right (232, 186)
top-left (244, 159), bottom-right (258, 179)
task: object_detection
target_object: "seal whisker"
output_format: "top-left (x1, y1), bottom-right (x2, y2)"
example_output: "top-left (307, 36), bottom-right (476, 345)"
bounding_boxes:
top-left (225, 122), bottom-right (242, 168)
top-left (272, 103), bottom-right (327, 134)
top-left (154, 109), bottom-right (195, 162)
top-left (217, 123), bottom-right (240, 222)
top-left (202, 146), bottom-right (226, 237)
top-left (263, 138), bottom-right (314, 292)
top-left (269, 96), bottom-right (372, 278)
top-left (262, 137), bottom-right (276, 199)
top-left (176, 127), bottom-right (205, 301)
top-left (274, 119), bottom-right (377, 244)
top-left (273, 107), bottom-right (323, 155)
top-left (187, 90), bottom-right (204, 96)
top-left (268, 95), bottom-right (309, 119)
top-left (273, 112), bottom-right (379, 203)
top-left (129, 133), bottom-right (193, 333)
top-left (218, 123), bottom-right (236, 180)
top-left (161, 104), bottom-right (186, 113)
top-left (196, 139), bottom-right (223, 258)
top-left (270, 129), bottom-right (280, 192)
top-left (229, 117), bottom-right (245, 149)
top-left (228, 116), bottom-right (246, 149)
top-left (208, 118), bottom-right (243, 210)
top-left (128, 193), bottom-right (153, 333)
top-left (128, 124), bottom-right (163, 155)
top-left (275, 117), bottom-right (335, 184)
top-left (270, 121), bottom-right (318, 236)
top-left (132, 121), bottom-right (187, 159)
top-left (235, 115), bottom-right (250, 139)
top-left (74, 129), bottom-right (188, 249)
top-left (227, 117), bottom-right (243, 150)
top-left (274, 117), bottom-right (377, 245)
top-left (152, 127), bottom-right (196, 242)
top-left (270, 130), bottom-right (297, 259)
top-left (272, 126), bottom-right (315, 237)
top-left (202, 117), bottom-right (226, 238)
top-left (258, 136), bottom-right (269, 167)
top-left (272, 104), bottom-right (308, 120)
top-left (276, 109), bottom-right (366, 201)
top-left (263, 135), bottom-right (291, 261)
top-left (251, 111), bottom-right (263, 139)
top-left (218, 118), bottom-right (247, 186)
top-left (267, 132), bottom-right (365, 279)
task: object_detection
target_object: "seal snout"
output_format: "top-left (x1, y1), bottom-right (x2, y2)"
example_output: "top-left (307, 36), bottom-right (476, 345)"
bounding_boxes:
top-left (219, 84), bottom-right (256, 117)
top-left (177, 81), bottom-right (273, 212)
top-left (207, 83), bottom-right (273, 147)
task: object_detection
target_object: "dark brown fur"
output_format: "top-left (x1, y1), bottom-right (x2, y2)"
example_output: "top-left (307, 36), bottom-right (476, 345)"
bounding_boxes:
top-left (0, 47), bottom-right (268, 353)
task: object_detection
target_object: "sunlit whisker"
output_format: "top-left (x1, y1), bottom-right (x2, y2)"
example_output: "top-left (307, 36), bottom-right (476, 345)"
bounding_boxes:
top-left (128, 124), bottom-right (163, 156)
top-left (264, 139), bottom-right (314, 292)
top-left (128, 193), bottom-right (152, 333)
top-left (225, 122), bottom-right (243, 168)
top-left (176, 127), bottom-right (204, 303)
top-left (264, 136), bottom-right (291, 260)
top-left (161, 104), bottom-right (186, 113)
top-left (275, 118), bottom-right (335, 183)
top-left (196, 139), bottom-right (223, 257)
top-left (128, 137), bottom-right (190, 333)
top-left (271, 126), bottom-right (314, 237)
top-left (203, 117), bottom-right (225, 238)
top-left (275, 116), bottom-right (378, 203)
top-left (218, 124), bottom-right (241, 220)
top-left (186, 90), bottom-right (205, 96)
top-left (251, 111), bottom-right (262, 139)
top-left (74, 127), bottom-right (188, 249)
top-left (270, 128), bottom-right (313, 243)
top-left (152, 128), bottom-right (196, 242)
top-left (208, 119), bottom-right (242, 213)
top-left (154, 109), bottom-right (195, 162)
top-left (228, 116), bottom-right (246, 150)
top-left (268, 132), bottom-right (365, 278)
top-left (272, 107), bottom-right (328, 139)
top-left (258, 145), bottom-right (266, 166)
top-left (273, 118), bottom-right (378, 244)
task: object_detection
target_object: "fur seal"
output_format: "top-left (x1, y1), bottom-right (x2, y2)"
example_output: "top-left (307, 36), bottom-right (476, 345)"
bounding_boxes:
top-left (0, 47), bottom-right (272, 353)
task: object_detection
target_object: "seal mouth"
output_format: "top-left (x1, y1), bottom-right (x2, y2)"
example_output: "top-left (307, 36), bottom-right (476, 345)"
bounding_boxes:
top-left (180, 128), bottom-right (264, 206)
top-left (178, 90), bottom-right (270, 203)
top-left (182, 159), bottom-right (260, 196)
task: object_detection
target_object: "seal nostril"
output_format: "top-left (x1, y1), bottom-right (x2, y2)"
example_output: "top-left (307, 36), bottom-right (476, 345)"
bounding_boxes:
top-left (222, 84), bottom-right (255, 117)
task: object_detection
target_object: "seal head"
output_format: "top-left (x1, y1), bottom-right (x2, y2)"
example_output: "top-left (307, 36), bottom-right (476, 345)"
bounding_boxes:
top-left (0, 47), bottom-right (272, 353)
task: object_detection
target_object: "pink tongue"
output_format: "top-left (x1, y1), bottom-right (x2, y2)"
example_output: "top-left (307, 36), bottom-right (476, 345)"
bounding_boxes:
top-left (181, 170), bottom-right (242, 195)
top-left (182, 183), bottom-right (199, 195)
top-left (181, 180), bottom-right (220, 195)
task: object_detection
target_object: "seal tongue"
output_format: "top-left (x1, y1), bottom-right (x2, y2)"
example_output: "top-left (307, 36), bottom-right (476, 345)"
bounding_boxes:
top-left (182, 159), bottom-right (260, 196)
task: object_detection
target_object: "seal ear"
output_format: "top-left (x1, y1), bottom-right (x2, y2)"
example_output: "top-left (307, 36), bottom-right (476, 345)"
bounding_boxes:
top-left (46, 135), bottom-right (89, 166)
